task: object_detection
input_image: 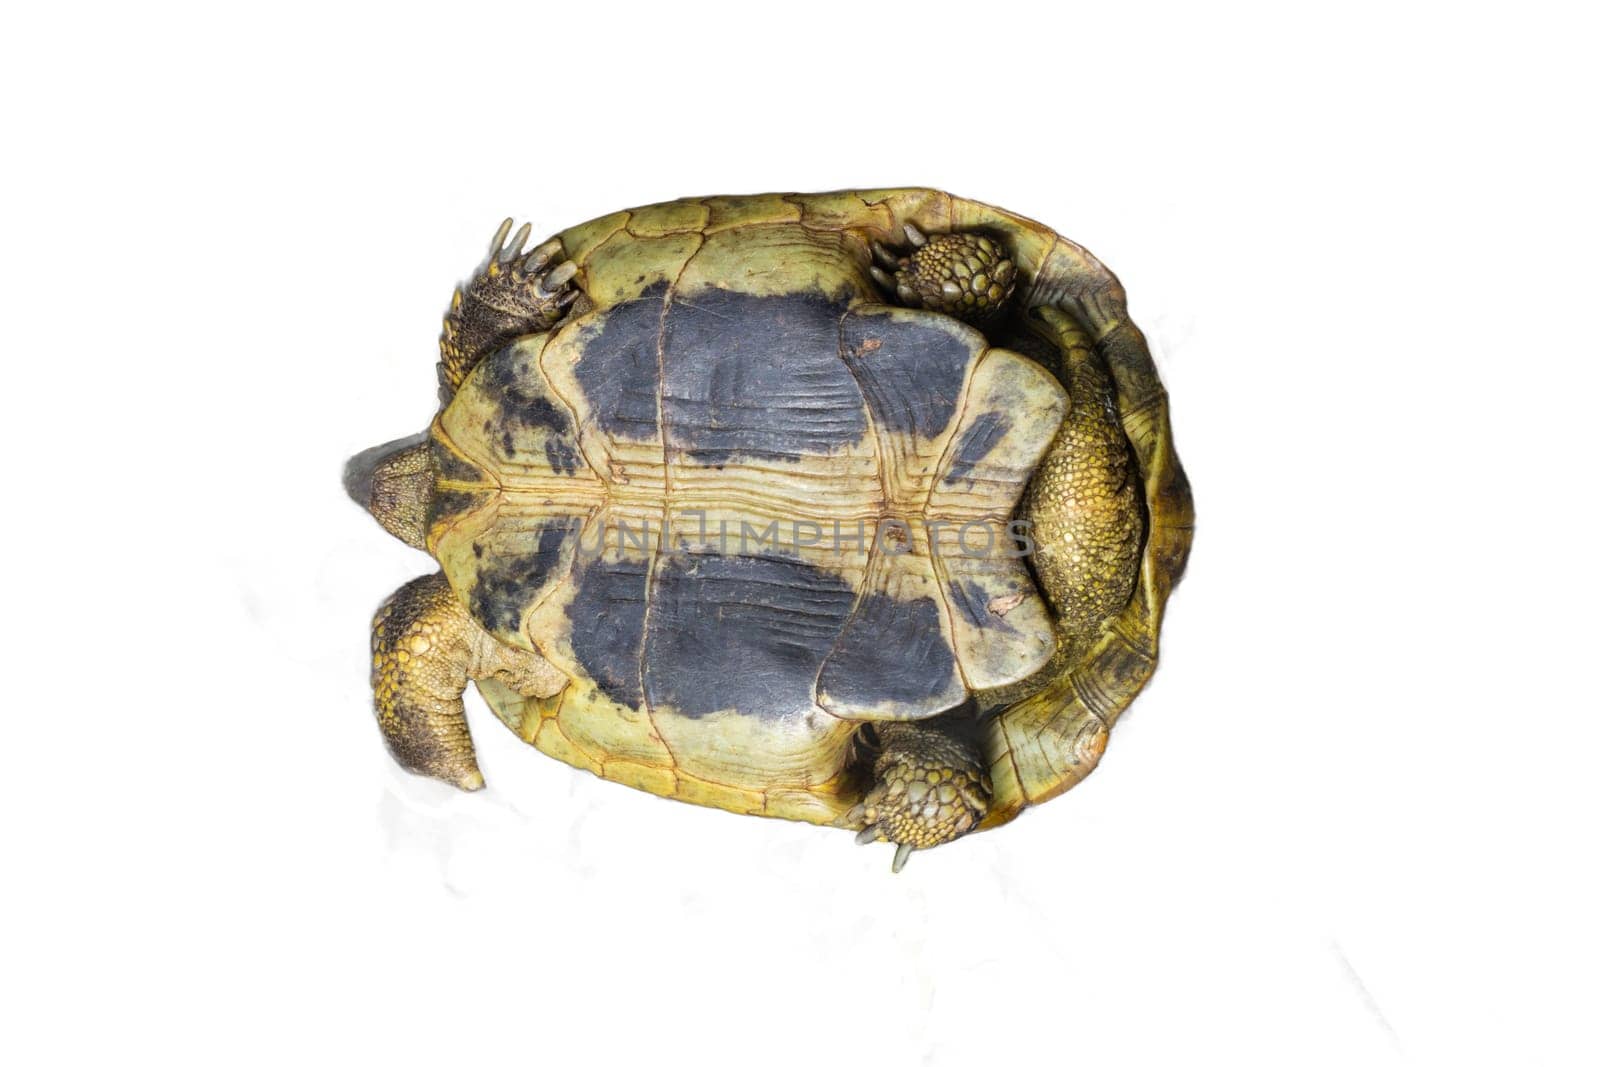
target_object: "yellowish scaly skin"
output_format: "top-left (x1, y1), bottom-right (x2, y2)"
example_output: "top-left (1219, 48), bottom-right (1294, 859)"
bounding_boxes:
top-left (871, 228), bottom-right (1017, 320)
top-left (982, 308), bottom-right (1144, 708)
top-left (370, 572), bottom-right (566, 790)
top-left (1027, 321), bottom-right (1143, 632)
top-left (849, 722), bottom-right (993, 870)
top-left (350, 189), bottom-right (1193, 863)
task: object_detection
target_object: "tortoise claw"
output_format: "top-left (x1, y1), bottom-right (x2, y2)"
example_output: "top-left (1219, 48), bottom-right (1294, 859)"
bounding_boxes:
top-left (522, 237), bottom-right (562, 275)
top-left (892, 843), bottom-right (914, 873)
top-left (871, 241), bottom-right (903, 270)
top-left (848, 722), bottom-right (989, 865)
top-left (902, 222), bottom-right (927, 248)
top-left (539, 259), bottom-right (578, 296)
top-left (501, 221), bottom-right (532, 261)
top-left (869, 265), bottom-right (895, 291)
top-left (488, 217), bottom-right (514, 256)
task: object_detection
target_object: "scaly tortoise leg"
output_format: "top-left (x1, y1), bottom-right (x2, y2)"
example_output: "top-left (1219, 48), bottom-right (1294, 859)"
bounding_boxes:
top-left (847, 718), bottom-right (993, 872)
top-left (867, 222), bottom-right (1018, 323)
top-left (437, 218), bottom-right (580, 400)
top-left (371, 572), bottom-right (567, 790)
top-left (979, 303), bottom-right (1145, 707)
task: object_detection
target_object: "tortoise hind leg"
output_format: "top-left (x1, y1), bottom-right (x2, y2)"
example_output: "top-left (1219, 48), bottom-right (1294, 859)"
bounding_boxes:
top-left (848, 718), bottom-right (993, 871)
top-left (371, 573), bottom-right (567, 790)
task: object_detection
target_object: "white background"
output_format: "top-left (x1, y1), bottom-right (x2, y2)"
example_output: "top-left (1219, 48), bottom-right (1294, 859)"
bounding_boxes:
top-left (4, 2), bottom-right (1596, 1064)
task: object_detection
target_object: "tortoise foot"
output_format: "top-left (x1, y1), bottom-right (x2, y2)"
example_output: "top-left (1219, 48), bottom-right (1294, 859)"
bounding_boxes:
top-left (371, 572), bottom-right (567, 791)
top-left (438, 218), bottom-right (580, 394)
top-left (868, 223), bottom-right (1017, 323)
top-left (371, 573), bottom-right (488, 791)
top-left (848, 720), bottom-right (992, 871)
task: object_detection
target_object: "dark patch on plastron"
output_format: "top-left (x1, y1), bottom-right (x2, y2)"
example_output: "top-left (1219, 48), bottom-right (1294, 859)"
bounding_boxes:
top-left (430, 438), bottom-right (488, 484)
top-left (643, 553), bottom-right (856, 719)
top-left (479, 345), bottom-right (584, 475)
top-left (661, 287), bottom-right (866, 464)
top-left (427, 488), bottom-right (489, 530)
top-left (565, 554), bottom-right (650, 708)
top-left (842, 310), bottom-right (975, 440)
top-left (467, 519), bottom-right (579, 637)
top-left (544, 438), bottom-right (579, 476)
top-left (572, 282), bottom-right (668, 441)
top-left (947, 579), bottom-right (1017, 634)
top-left (941, 411), bottom-right (1011, 486)
top-left (818, 594), bottom-right (959, 712)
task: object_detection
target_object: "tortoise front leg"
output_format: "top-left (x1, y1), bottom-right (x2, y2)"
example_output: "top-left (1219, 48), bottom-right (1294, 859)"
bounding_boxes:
top-left (437, 218), bottom-right (579, 399)
top-left (868, 223), bottom-right (1018, 323)
top-left (848, 718), bottom-right (993, 872)
top-left (371, 573), bottom-right (567, 790)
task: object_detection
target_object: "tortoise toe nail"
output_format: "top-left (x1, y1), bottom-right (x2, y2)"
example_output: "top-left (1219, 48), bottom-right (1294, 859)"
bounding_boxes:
top-left (489, 217), bottom-right (514, 255)
top-left (525, 238), bottom-right (562, 272)
top-left (540, 260), bottom-right (578, 294)
top-left (502, 221), bottom-right (531, 261)
top-left (892, 843), bottom-right (914, 872)
top-left (902, 223), bottom-right (927, 248)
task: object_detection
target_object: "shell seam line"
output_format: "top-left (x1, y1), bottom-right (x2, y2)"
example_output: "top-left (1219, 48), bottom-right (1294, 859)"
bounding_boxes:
top-left (996, 714), bottom-right (1032, 808)
top-left (808, 304), bottom-right (890, 721)
top-left (533, 325), bottom-right (615, 493)
top-left (634, 237), bottom-right (705, 767)
top-left (426, 418), bottom-right (506, 549)
top-left (918, 337), bottom-right (991, 695)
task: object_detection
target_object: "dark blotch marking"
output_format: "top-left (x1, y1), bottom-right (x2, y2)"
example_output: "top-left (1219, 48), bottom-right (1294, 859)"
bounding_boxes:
top-left (427, 488), bottom-right (489, 530)
top-left (480, 345), bottom-right (584, 475)
top-left (947, 579), bottom-right (1017, 634)
top-left (572, 282), bottom-right (667, 441)
top-left (941, 411), bottom-right (1011, 486)
top-left (644, 554), bottom-right (856, 719)
top-left (819, 594), bottom-right (959, 712)
top-left (544, 438), bottom-right (579, 476)
top-left (430, 438), bottom-right (487, 484)
top-left (565, 554), bottom-right (650, 708)
top-left (662, 288), bottom-right (865, 464)
top-left (842, 310), bottom-right (975, 440)
top-left (467, 519), bottom-right (579, 636)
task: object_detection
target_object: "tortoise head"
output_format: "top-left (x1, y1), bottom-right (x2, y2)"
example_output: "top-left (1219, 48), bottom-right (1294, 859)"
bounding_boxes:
top-left (344, 431), bottom-right (431, 549)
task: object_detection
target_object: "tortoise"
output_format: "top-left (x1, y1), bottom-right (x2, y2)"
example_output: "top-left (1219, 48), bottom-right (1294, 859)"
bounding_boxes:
top-left (345, 189), bottom-right (1192, 869)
